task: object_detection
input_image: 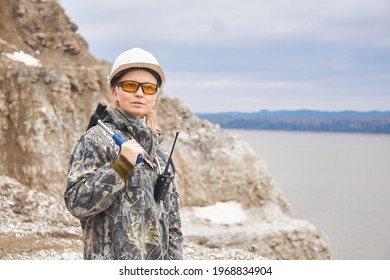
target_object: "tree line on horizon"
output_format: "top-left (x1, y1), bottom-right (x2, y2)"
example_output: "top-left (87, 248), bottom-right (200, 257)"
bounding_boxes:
top-left (197, 110), bottom-right (390, 134)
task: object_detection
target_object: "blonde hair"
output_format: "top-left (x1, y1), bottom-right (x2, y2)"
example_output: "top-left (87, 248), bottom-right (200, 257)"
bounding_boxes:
top-left (145, 92), bottom-right (161, 133)
top-left (145, 110), bottom-right (157, 132)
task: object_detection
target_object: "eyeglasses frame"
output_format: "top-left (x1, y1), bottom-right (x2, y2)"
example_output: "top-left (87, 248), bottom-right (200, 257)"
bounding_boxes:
top-left (116, 80), bottom-right (159, 95)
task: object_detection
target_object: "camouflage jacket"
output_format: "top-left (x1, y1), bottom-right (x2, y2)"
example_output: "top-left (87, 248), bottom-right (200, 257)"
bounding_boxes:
top-left (64, 109), bottom-right (183, 260)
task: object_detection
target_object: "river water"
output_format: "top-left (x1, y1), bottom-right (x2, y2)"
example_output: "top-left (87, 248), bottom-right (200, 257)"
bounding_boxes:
top-left (229, 129), bottom-right (390, 260)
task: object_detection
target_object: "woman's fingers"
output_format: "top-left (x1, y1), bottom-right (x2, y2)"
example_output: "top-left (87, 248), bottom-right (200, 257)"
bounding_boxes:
top-left (120, 140), bottom-right (144, 165)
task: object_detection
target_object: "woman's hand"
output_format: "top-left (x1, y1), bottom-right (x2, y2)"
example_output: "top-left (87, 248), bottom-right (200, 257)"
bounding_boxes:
top-left (119, 139), bottom-right (144, 165)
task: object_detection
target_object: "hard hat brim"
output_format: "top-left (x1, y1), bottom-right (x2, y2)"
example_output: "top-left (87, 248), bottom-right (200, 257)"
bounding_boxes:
top-left (107, 62), bottom-right (165, 88)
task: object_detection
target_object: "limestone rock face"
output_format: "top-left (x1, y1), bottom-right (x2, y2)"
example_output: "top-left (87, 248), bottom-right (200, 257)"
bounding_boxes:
top-left (0, 65), bottom-right (111, 194)
top-left (0, 0), bottom-right (112, 194)
top-left (0, 0), bottom-right (331, 259)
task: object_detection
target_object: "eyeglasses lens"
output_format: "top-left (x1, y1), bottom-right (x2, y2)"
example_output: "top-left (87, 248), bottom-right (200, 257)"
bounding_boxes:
top-left (142, 84), bottom-right (157, 94)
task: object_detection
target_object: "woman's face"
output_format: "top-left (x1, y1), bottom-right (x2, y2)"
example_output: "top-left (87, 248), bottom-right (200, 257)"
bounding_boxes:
top-left (112, 69), bottom-right (159, 117)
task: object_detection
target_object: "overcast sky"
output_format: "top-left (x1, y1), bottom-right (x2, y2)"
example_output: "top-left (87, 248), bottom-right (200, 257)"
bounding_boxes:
top-left (59, 0), bottom-right (390, 113)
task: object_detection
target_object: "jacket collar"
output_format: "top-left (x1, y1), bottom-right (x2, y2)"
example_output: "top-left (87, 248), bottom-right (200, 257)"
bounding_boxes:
top-left (105, 109), bottom-right (158, 155)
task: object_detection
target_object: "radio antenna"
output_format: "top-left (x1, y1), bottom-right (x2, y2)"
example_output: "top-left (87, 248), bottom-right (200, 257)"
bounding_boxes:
top-left (163, 132), bottom-right (179, 175)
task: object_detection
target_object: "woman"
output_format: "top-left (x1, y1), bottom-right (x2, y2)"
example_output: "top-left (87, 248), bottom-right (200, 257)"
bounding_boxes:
top-left (64, 48), bottom-right (183, 260)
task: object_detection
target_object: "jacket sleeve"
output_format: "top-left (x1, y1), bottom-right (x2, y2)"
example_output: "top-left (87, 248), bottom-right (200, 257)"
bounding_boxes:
top-left (165, 179), bottom-right (184, 260)
top-left (64, 128), bottom-right (125, 220)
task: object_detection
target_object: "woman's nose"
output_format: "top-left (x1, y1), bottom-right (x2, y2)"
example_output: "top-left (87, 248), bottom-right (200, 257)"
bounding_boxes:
top-left (134, 86), bottom-right (144, 96)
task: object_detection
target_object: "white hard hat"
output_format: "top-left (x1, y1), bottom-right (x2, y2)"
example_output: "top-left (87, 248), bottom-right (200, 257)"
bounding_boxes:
top-left (107, 47), bottom-right (165, 88)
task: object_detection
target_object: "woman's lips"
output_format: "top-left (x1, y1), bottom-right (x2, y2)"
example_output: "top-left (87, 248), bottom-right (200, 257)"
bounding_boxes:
top-left (131, 101), bottom-right (144, 106)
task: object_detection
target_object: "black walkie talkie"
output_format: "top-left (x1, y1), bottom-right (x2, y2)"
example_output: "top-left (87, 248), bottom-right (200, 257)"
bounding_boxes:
top-left (154, 132), bottom-right (179, 202)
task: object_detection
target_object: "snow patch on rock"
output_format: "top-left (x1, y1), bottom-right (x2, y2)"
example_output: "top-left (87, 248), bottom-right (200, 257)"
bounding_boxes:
top-left (4, 51), bottom-right (41, 67)
top-left (193, 201), bottom-right (247, 225)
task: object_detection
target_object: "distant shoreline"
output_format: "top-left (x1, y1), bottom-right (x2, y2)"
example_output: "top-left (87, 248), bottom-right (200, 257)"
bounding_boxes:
top-left (197, 110), bottom-right (390, 135)
top-left (227, 128), bottom-right (390, 137)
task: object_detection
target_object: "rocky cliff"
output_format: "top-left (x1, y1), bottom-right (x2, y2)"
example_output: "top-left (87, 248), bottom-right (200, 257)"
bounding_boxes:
top-left (0, 0), bottom-right (331, 259)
